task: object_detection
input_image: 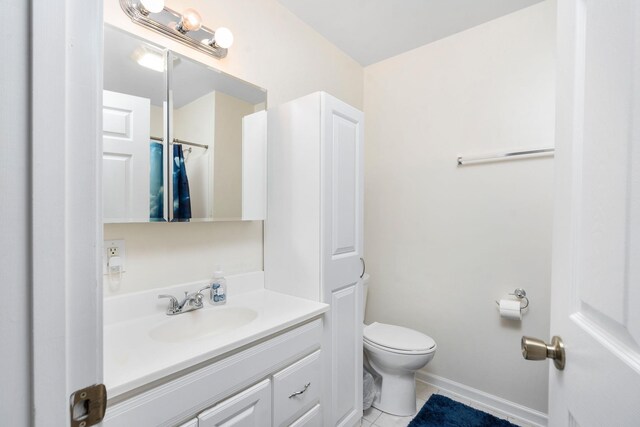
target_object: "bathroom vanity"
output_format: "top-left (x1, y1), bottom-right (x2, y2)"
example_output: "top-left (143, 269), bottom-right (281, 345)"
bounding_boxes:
top-left (103, 275), bottom-right (328, 426)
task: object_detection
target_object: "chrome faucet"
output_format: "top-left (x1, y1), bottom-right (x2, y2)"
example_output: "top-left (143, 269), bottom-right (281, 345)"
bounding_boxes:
top-left (158, 285), bottom-right (211, 315)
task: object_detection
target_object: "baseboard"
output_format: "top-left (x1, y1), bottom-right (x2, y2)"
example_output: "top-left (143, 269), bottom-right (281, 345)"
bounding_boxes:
top-left (415, 371), bottom-right (548, 427)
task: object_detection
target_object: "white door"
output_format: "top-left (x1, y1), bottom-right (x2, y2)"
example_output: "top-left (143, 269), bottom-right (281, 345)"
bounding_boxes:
top-left (198, 379), bottom-right (271, 427)
top-left (549, 1), bottom-right (640, 425)
top-left (30, 0), bottom-right (103, 425)
top-left (103, 90), bottom-right (151, 222)
top-left (320, 93), bottom-right (364, 427)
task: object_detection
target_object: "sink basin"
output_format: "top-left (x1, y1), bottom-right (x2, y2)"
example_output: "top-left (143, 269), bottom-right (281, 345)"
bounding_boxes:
top-left (149, 307), bottom-right (258, 343)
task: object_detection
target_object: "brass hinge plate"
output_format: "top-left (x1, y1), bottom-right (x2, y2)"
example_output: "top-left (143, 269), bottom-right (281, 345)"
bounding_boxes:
top-left (70, 384), bottom-right (107, 427)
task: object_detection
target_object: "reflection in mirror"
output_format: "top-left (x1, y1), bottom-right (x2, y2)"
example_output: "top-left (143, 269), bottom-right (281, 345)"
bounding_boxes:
top-left (102, 26), bottom-right (267, 223)
top-left (169, 52), bottom-right (267, 221)
top-left (103, 26), bottom-right (167, 223)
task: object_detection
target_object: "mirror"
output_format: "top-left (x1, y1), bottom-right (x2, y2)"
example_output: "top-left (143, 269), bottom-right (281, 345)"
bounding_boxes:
top-left (103, 26), bottom-right (168, 223)
top-left (169, 52), bottom-right (267, 222)
top-left (102, 25), bottom-right (267, 223)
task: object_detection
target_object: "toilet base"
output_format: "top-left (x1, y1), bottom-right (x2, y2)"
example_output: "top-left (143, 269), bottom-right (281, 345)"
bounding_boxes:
top-left (371, 371), bottom-right (417, 416)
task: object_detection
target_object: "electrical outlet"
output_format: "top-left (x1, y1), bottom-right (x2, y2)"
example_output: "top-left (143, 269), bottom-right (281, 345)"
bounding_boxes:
top-left (103, 239), bottom-right (126, 274)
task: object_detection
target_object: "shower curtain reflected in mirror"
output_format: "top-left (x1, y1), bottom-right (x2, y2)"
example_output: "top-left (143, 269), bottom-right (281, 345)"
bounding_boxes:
top-left (172, 144), bottom-right (192, 221)
top-left (150, 141), bottom-right (165, 221)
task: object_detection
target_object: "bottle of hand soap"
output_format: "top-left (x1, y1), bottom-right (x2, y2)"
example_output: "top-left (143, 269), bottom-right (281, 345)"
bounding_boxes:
top-left (211, 268), bottom-right (227, 305)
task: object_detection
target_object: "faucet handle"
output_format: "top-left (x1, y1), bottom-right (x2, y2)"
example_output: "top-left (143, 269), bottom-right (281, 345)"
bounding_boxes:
top-left (195, 285), bottom-right (212, 305)
top-left (158, 294), bottom-right (178, 312)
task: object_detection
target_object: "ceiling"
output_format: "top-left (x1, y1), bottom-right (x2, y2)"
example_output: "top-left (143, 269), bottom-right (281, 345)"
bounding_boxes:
top-left (276, 0), bottom-right (545, 66)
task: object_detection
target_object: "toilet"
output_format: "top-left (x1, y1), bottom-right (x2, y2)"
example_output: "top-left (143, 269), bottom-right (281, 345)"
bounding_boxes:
top-left (362, 274), bottom-right (437, 417)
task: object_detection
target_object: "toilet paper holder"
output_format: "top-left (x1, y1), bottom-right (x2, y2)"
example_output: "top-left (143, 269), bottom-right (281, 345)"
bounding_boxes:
top-left (495, 288), bottom-right (529, 309)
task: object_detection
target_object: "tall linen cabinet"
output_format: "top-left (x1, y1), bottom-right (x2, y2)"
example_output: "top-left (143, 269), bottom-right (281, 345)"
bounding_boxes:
top-left (265, 92), bottom-right (364, 427)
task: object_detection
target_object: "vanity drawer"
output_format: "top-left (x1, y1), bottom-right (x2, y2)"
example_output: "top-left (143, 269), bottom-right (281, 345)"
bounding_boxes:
top-left (289, 404), bottom-right (321, 427)
top-left (273, 350), bottom-right (322, 426)
top-left (198, 379), bottom-right (271, 427)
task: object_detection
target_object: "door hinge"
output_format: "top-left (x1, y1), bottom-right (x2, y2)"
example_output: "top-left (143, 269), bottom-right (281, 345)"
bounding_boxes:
top-left (70, 384), bottom-right (107, 427)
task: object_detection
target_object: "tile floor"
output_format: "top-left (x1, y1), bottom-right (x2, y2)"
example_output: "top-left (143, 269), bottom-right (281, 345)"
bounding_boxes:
top-left (361, 380), bottom-right (533, 427)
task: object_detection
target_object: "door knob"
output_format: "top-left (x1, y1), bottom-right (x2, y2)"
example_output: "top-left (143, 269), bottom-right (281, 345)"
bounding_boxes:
top-left (521, 336), bottom-right (565, 370)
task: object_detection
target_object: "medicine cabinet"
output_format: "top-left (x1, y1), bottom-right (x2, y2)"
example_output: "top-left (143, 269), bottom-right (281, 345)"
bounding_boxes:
top-left (102, 25), bottom-right (267, 223)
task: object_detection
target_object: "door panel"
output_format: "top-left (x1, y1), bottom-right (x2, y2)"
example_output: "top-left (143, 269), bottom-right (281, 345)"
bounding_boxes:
top-left (331, 114), bottom-right (359, 257)
top-left (102, 90), bottom-right (151, 222)
top-left (321, 93), bottom-right (364, 427)
top-left (331, 285), bottom-right (359, 425)
top-left (551, 0), bottom-right (640, 425)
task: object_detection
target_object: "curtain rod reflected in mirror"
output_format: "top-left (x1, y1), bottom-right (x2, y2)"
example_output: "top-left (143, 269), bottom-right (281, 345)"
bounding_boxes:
top-left (151, 136), bottom-right (209, 150)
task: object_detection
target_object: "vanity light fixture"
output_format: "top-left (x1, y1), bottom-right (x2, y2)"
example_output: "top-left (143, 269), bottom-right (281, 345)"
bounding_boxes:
top-left (120, 0), bottom-right (233, 59)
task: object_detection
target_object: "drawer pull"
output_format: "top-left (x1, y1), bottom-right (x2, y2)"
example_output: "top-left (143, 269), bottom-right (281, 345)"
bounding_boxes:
top-left (288, 382), bottom-right (311, 398)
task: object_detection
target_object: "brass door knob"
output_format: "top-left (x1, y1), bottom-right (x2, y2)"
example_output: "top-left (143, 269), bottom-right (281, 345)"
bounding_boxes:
top-left (521, 336), bottom-right (565, 370)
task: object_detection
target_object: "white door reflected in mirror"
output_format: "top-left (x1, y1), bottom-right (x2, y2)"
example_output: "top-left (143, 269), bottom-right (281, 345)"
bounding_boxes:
top-left (102, 91), bottom-right (151, 222)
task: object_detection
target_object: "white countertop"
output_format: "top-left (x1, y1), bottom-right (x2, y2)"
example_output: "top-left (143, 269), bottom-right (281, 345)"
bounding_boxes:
top-left (104, 288), bottom-right (328, 398)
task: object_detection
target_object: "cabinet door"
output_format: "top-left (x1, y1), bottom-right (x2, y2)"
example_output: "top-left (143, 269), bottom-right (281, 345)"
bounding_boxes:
top-left (198, 379), bottom-right (271, 427)
top-left (320, 93), bottom-right (364, 427)
top-left (289, 404), bottom-right (322, 427)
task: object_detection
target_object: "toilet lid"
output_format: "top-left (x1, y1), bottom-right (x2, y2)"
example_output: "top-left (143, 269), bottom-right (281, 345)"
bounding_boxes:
top-left (363, 322), bottom-right (436, 352)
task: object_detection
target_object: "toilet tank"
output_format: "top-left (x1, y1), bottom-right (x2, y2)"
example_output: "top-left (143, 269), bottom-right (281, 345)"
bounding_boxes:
top-left (361, 273), bottom-right (370, 323)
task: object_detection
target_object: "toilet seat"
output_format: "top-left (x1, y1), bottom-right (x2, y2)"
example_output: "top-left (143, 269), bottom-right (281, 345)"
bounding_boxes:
top-left (363, 322), bottom-right (436, 354)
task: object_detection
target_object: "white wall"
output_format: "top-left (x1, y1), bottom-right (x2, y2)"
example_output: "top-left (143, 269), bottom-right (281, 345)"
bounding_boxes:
top-left (363, 1), bottom-right (555, 413)
top-left (104, 0), bottom-right (363, 295)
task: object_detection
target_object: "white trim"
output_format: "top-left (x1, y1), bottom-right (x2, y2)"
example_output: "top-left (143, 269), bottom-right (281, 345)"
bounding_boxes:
top-left (416, 371), bottom-right (548, 427)
top-left (1, 1), bottom-right (31, 422)
top-left (31, 0), bottom-right (103, 423)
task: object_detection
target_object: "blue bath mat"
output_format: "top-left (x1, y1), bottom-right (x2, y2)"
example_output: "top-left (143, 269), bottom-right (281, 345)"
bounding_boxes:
top-left (408, 394), bottom-right (517, 427)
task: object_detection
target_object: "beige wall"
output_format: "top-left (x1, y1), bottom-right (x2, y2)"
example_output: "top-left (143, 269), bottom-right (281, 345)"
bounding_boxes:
top-left (103, 0), bottom-right (363, 296)
top-left (150, 105), bottom-right (163, 138)
top-left (363, 1), bottom-right (555, 413)
top-left (213, 92), bottom-right (254, 219)
top-left (174, 92), bottom-right (216, 218)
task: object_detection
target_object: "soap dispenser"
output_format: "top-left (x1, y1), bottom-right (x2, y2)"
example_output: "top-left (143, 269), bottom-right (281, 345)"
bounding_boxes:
top-left (211, 268), bottom-right (227, 305)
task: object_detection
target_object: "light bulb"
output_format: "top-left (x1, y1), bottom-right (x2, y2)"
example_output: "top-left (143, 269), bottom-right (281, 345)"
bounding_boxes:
top-left (214, 27), bottom-right (234, 49)
top-left (139, 0), bottom-right (164, 14)
top-left (177, 8), bottom-right (202, 33)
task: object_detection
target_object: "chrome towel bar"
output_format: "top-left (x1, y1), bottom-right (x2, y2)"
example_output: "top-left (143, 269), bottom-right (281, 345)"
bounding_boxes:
top-left (457, 147), bottom-right (554, 166)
